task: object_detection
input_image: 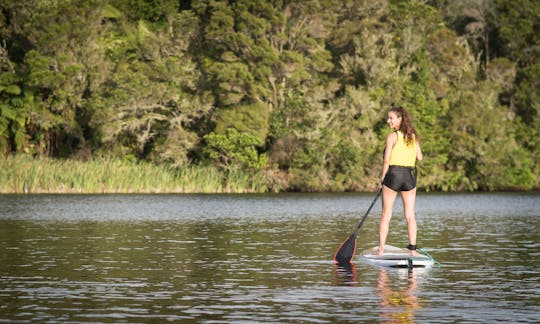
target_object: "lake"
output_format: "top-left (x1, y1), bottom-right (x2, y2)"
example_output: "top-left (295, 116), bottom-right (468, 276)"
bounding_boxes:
top-left (1, 192), bottom-right (539, 322)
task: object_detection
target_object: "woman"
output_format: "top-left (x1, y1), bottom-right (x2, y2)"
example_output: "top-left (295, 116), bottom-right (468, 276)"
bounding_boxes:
top-left (378, 106), bottom-right (423, 256)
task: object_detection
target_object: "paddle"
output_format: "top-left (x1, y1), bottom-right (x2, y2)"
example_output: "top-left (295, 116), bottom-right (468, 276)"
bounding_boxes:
top-left (334, 187), bottom-right (382, 265)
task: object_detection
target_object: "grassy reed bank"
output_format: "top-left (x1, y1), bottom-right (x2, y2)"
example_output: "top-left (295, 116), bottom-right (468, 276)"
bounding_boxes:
top-left (0, 155), bottom-right (269, 193)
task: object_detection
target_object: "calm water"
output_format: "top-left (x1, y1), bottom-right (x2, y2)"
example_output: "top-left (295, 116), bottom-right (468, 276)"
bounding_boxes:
top-left (0, 192), bottom-right (539, 323)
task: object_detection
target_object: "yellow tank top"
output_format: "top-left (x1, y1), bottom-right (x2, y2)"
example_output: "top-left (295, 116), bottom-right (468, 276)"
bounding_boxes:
top-left (389, 131), bottom-right (417, 167)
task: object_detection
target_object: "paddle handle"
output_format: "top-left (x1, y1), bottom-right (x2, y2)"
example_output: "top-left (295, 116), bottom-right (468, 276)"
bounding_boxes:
top-left (354, 187), bottom-right (382, 233)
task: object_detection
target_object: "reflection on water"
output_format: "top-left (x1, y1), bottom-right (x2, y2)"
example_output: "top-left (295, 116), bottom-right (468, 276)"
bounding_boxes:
top-left (334, 264), bottom-right (425, 324)
top-left (334, 263), bottom-right (357, 286)
top-left (0, 192), bottom-right (539, 322)
top-left (377, 269), bottom-right (421, 324)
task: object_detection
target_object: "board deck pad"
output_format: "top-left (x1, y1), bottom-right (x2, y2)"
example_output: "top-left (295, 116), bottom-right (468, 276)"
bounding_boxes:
top-left (359, 245), bottom-right (435, 268)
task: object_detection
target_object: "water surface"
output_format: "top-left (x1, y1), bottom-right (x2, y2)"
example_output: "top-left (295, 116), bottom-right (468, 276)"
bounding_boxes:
top-left (1, 192), bottom-right (539, 322)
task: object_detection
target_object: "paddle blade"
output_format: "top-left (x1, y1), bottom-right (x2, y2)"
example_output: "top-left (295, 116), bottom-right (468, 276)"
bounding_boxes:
top-left (333, 232), bottom-right (357, 265)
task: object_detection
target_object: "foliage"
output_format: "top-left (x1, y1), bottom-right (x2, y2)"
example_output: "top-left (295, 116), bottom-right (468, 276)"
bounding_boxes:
top-left (0, 0), bottom-right (538, 192)
top-left (203, 128), bottom-right (268, 170)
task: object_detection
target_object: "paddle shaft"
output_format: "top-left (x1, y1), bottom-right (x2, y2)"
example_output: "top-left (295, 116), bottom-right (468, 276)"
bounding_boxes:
top-left (353, 187), bottom-right (382, 235)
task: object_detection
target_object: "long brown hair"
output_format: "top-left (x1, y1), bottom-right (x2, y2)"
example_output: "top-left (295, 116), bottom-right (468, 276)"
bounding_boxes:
top-left (390, 106), bottom-right (419, 146)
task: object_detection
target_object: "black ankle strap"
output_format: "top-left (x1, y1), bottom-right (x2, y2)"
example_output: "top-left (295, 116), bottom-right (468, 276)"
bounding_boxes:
top-left (407, 244), bottom-right (417, 250)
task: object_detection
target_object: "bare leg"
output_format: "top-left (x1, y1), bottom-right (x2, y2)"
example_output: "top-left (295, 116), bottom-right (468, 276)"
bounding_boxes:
top-left (401, 188), bottom-right (419, 256)
top-left (378, 185), bottom-right (398, 255)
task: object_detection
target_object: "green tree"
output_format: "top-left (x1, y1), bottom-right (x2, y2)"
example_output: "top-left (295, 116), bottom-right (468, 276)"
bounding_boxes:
top-left (95, 6), bottom-right (211, 165)
top-left (0, 72), bottom-right (29, 153)
top-left (447, 81), bottom-right (535, 190)
top-left (494, 0), bottom-right (540, 182)
top-left (0, 0), bottom-right (537, 191)
top-left (1, 0), bottom-right (106, 156)
top-left (203, 128), bottom-right (268, 170)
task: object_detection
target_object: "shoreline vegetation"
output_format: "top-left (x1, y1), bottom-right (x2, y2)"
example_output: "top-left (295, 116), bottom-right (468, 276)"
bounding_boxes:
top-left (1, 1), bottom-right (538, 193)
top-left (1, 155), bottom-right (269, 194)
top-left (1, 155), bottom-right (536, 194)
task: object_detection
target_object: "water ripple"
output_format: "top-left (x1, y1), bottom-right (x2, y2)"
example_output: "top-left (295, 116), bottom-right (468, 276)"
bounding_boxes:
top-left (1, 193), bottom-right (539, 322)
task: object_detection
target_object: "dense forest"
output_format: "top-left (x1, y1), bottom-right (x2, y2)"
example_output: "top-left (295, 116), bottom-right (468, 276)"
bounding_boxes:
top-left (0, 0), bottom-right (538, 192)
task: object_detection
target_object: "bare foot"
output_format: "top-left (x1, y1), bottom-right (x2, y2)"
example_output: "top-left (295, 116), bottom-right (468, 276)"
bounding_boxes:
top-left (410, 250), bottom-right (420, 257)
top-left (375, 247), bottom-right (384, 256)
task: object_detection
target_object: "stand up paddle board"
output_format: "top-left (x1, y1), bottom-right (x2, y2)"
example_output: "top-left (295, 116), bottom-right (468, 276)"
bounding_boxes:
top-left (359, 245), bottom-right (435, 268)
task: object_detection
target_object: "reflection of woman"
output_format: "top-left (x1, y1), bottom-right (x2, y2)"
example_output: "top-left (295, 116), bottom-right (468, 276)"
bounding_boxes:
top-left (378, 106), bottom-right (423, 256)
top-left (377, 269), bottom-right (420, 323)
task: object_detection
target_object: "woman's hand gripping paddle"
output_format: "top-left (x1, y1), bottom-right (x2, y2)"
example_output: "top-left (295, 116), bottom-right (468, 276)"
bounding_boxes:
top-left (334, 188), bottom-right (382, 265)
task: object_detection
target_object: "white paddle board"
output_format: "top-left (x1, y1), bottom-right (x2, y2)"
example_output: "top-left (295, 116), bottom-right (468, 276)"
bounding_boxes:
top-left (359, 245), bottom-right (435, 268)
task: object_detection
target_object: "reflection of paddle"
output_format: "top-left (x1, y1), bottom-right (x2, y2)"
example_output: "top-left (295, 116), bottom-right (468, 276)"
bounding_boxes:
top-left (334, 187), bottom-right (382, 265)
top-left (334, 263), bottom-right (357, 286)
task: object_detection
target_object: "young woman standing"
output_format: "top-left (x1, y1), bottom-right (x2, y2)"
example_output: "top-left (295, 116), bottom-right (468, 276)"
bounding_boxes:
top-left (378, 106), bottom-right (423, 256)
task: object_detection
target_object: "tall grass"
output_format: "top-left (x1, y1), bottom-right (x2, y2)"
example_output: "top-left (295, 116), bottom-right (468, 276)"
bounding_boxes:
top-left (0, 155), bottom-right (271, 193)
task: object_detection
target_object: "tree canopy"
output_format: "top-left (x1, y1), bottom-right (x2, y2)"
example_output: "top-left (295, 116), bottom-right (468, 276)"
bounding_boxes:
top-left (0, 0), bottom-right (538, 191)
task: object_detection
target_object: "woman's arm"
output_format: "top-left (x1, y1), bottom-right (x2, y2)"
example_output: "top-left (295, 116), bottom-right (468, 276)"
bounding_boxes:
top-left (416, 140), bottom-right (423, 161)
top-left (381, 132), bottom-right (396, 182)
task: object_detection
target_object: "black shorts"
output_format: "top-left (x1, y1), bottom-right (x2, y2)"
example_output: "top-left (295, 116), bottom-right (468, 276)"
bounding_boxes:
top-left (383, 166), bottom-right (416, 192)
